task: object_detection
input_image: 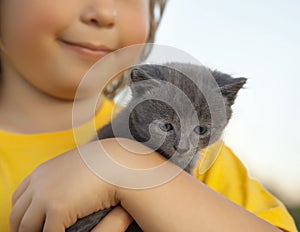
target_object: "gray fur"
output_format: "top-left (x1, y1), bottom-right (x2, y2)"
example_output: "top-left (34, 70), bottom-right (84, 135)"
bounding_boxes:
top-left (66, 63), bottom-right (246, 232)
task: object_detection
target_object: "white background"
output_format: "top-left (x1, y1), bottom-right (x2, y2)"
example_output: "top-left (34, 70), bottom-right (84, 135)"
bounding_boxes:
top-left (155, 0), bottom-right (300, 205)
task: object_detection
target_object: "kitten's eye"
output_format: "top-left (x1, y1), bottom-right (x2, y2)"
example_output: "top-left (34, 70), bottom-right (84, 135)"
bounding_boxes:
top-left (194, 126), bottom-right (208, 135)
top-left (159, 123), bottom-right (174, 132)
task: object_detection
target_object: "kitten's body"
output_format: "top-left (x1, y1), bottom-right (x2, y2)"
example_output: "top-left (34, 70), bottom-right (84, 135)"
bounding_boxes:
top-left (66, 63), bottom-right (246, 232)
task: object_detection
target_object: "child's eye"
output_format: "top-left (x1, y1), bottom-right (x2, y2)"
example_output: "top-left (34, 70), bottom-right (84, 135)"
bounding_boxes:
top-left (159, 123), bottom-right (174, 132)
top-left (194, 126), bottom-right (208, 135)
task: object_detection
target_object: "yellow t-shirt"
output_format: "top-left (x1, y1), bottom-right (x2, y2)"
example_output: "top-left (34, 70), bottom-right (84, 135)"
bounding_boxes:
top-left (0, 97), bottom-right (297, 232)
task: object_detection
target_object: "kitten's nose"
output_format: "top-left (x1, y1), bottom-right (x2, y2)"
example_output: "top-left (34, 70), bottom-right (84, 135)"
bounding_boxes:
top-left (173, 144), bottom-right (190, 154)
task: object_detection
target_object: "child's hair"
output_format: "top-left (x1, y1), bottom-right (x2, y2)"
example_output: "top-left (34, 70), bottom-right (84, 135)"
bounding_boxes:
top-left (148, 0), bottom-right (167, 43)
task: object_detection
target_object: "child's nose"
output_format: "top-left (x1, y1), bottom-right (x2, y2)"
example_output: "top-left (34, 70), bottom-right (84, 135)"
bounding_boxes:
top-left (80, 0), bottom-right (117, 28)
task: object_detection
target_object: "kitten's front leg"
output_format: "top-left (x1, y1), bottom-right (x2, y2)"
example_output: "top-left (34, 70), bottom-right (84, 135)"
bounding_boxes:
top-left (66, 207), bottom-right (113, 232)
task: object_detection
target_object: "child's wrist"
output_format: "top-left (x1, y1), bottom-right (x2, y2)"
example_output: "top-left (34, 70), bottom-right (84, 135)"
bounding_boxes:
top-left (95, 138), bottom-right (171, 202)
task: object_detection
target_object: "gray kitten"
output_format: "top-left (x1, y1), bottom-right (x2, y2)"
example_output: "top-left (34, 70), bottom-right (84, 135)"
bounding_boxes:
top-left (66, 63), bottom-right (246, 232)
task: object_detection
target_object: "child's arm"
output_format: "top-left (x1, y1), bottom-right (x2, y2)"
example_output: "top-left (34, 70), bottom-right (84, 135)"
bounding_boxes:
top-left (10, 138), bottom-right (283, 232)
top-left (118, 169), bottom-right (282, 232)
top-left (89, 206), bottom-right (133, 231)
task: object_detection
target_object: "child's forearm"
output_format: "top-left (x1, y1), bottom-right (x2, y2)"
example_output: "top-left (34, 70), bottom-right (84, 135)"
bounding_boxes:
top-left (118, 173), bottom-right (282, 232)
top-left (103, 138), bottom-right (282, 232)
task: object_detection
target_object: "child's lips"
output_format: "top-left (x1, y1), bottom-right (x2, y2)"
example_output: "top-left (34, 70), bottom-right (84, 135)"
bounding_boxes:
top-left (59, 39), bottom-right (113, 61)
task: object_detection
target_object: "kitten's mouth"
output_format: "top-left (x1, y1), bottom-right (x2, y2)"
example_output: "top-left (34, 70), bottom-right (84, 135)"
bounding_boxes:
top-left (156, 148), bottom-right (194, 159)
top-left (156, 148), bottom-right (172, 159)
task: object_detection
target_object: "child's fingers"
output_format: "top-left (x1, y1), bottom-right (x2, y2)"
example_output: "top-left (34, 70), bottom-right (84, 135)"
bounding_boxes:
top-left (43, 212), bottom-right (66, 232)
top-left (11, 174), bottom-right (31, 207)
top-left (17, 201), bottom-right (46, 232)
top-left (9, 191), bottom-right (32, 232)
top-left (91, 206), bottom-right (133, 232)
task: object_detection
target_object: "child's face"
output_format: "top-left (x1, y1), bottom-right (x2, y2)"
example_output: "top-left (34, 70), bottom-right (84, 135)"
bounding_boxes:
top-left (0, 0), bottom-right (150, 99)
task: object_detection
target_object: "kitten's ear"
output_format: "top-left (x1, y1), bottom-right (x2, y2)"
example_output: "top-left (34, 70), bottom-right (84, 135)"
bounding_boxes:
top-left (129, 66), bottom-right (161, 95)
top-left (219, 77), bottom-right (247, 106)
top-left (130, 67), bottom-right (152, 82)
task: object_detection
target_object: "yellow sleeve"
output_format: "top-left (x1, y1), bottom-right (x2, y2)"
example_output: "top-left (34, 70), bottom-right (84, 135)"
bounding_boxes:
top-left (194, 141), bottom-right (298, 232)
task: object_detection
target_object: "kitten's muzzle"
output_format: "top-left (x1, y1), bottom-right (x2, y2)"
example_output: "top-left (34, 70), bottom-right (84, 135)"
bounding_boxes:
top-left (173, 144), bottom-right (190, 154)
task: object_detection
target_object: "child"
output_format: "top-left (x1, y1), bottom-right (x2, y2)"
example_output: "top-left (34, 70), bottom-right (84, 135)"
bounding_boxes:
top-left (0, 0), bottom-right (296, 231)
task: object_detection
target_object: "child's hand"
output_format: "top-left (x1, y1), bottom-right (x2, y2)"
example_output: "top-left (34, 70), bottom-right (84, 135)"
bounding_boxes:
top-left (9, 141), bottom-right (122, 232)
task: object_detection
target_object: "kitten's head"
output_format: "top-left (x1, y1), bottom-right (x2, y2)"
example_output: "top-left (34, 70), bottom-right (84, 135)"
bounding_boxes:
top-left (126, 63), bottom-right (246, 170)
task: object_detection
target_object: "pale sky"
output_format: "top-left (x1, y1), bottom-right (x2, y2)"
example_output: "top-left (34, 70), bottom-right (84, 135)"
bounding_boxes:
top-left (155, 0), bottom-right (300, 205)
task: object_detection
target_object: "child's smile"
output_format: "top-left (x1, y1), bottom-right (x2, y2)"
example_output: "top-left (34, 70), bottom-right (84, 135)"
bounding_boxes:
top-left (0, 0), bottom-right (150, 100)
top-left (58, 39), bottom-right (114, 62)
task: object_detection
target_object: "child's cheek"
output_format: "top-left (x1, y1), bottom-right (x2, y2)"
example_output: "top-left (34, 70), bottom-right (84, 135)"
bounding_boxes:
top-left (116, 1), bottom-right (150, 46)
top-left (119, 18), bottom-right (150, 47)
top-left (1, 0), bottom-right (76, 45)
top-left (0, 0), bottom-right (79, 72)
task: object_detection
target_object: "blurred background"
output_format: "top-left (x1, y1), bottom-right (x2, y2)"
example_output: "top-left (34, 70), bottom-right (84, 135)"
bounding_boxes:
top-left (155, 0), bottom-right (300, 228)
